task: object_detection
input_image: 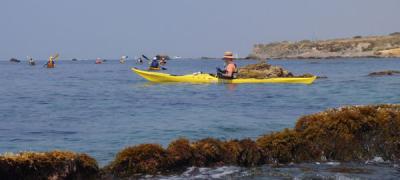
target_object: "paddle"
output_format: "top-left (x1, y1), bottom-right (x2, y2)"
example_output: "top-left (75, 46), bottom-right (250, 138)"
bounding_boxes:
top-left (142, 55), bottom-right (151, 61)
top-left (53, 53), bottom-right (60, 61)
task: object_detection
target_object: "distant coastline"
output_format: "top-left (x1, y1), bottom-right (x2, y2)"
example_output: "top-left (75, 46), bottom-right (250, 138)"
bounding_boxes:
top-left (249, 32), bottom-right (400, 60)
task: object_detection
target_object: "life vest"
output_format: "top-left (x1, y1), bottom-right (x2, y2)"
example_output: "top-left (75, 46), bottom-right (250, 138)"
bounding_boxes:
top-left (150, 60), bottom-right (159, 68)
top-left (232, 64), bottom-right (238, 79)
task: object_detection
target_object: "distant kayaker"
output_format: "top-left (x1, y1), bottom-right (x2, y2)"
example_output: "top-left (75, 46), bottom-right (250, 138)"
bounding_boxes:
top-left (95, 58), bottom-right (103, 64)
top-left (137, 57), bottom-right (143, 64)
top-left (46, 56), bottom-right (55, 68)
top-left (28, 57), bottom-right (35, 66)
top-left (217, 51), bottom-right (238, 79)
top-left (120, 56), bottom-right (127, 64)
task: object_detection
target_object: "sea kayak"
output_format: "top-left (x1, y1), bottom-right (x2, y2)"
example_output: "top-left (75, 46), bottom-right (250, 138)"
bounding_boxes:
top-left (131, 68), bottom-right (317, 84)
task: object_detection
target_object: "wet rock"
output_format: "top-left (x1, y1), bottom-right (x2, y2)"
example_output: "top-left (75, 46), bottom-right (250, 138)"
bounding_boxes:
top-left (368, 70), bottom-right (400, 76)
top-left (105, 144), bottom-right (168, 177)
top-left (237, 62), bottom-right (321, 79)
top-left (192, 138), bottom-right (227, 167)
top-left (236, 139), bottom-right (264, 166)
top-left (256, 129), bottom-right (308, 164)
top-left (9, 58), bottom-right (20, 63)
top-left (166, 138), bottom-right (195, 170)
top-left (223, 139), bottom-right (263, 166)
top-left (256, 104), bottom-right (400, 164)
top-left (222, 140), bottom-right (242, 164)
top-left (295, 104), bottom-right (400, 162)
top-left (0, 151), bottom-right (99, 180)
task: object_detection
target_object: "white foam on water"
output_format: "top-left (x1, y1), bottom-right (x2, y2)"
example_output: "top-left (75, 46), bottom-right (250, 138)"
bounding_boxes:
top-left (326, 162), bottom-right (341, 166)
top-left (157, 166), bottom-right (243, 180)
top-left (365, 156), bottom-right (387, 164)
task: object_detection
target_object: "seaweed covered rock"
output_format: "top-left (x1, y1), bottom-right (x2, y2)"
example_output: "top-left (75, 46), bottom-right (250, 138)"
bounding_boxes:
top-left (237, 62), bottom-right (321, 78)
top-left (295, 104), bottom-right (400, 161)
top-left (192, 138), bottom-right (227, 167)
top-left (166, 138), bottom-right (195, 170)
top-left (237, 62), bottom-right (294, 78)
top-left (223, 139), bottom-right (263, 166)
top-left (236, 139), bottom-right (263, 166)
top-left (106, 144), bottom-right (168, 177)
top-left (256, 129), bottom-right (312, 163)
top-left (0, 151), bottom-right (99, 180)
top-left (368, 70), bottom-right (400, 76)
top-left (257, 104), bottom-right (400, 164)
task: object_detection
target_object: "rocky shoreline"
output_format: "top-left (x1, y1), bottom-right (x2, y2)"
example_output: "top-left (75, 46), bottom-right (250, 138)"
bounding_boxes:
top-left (250, 33), bottom-right (400, 59)
top-left (1, 104), bottom-right (400, 179)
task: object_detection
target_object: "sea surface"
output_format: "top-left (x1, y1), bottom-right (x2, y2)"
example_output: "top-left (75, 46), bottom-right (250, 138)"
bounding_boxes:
top-left (1, 58), bottom-right (400, 179)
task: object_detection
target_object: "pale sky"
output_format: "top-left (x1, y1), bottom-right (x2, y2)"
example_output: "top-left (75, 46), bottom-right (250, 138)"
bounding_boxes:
top-left (1, 0), bottom-right (399, 60)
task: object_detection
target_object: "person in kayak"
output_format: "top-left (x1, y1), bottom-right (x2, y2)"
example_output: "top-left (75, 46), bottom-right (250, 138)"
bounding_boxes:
top-left (150, 57), bottom-right (160, 69)
top-left (217, 51), bottom-right (238, 79)
top-left (28, 57), bottom-right (35, 65)
top-left (137, 57), bottom-right (143, 64)
top-left (46, 56), bottom-right (55, 68)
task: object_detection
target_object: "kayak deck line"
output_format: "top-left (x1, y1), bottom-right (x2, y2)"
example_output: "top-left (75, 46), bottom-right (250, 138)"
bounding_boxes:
top-left (131, 68), bottom-right (317, 84)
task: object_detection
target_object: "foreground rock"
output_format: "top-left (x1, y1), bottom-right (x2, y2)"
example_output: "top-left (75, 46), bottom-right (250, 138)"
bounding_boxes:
top-left (0, 151), bottom-right (99, 180)
top-left (257, 104), bottom-right (400, 163)
top-left (103, 138), bottom-right (264, 178)
top-left (368, 70), bottom-right (400, 76)
top-left (104, 104), bottom-right (400, 178)
top-left (1, 104), bottom-right (399, 179)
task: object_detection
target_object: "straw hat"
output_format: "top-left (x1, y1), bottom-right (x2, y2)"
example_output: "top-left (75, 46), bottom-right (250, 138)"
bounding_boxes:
top-left (223, 51), bottom-right (234, 60)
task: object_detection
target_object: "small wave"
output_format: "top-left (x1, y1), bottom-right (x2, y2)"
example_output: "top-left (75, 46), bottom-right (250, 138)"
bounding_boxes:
top-left (155, 166), bottom-right (243, 180)
top-left (27, 130), bottom-right (77, 135)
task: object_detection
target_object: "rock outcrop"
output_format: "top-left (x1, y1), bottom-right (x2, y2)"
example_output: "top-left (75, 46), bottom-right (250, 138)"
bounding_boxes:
top-left (237, 62), bottom-right (293, 78)
top-left (0, 151), bottom-right (99, 180)
top-left (250, 33), bottom-right (400, 59)
top-left (368, 70), bottom-right (400, 76)
top-left (9, 58), bottom-right (20, 63)
top-left (104, 104), bottom-right (400, 178)
top-left (237, 61), bottom-right (322, 78)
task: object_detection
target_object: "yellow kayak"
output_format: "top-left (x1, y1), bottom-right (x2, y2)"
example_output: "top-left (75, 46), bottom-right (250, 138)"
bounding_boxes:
top-left (132, 68), bottom-right (316, 84)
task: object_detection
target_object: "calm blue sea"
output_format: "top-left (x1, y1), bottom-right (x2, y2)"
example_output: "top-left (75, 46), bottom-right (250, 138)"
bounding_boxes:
top-left (1, 58), bottom-right (399, 179)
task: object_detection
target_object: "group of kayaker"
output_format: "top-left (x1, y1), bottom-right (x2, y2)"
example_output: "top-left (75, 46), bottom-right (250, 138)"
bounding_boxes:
top-left (11, 51), bottom-right (238, 78)
top-left (16, 54), bottom-right (58, 68)
top-left (149, 55), bottom-right (167, 70)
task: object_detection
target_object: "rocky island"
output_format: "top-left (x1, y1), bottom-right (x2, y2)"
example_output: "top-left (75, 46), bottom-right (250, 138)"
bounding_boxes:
top-left (250, 32), bottom-right (400, 59)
